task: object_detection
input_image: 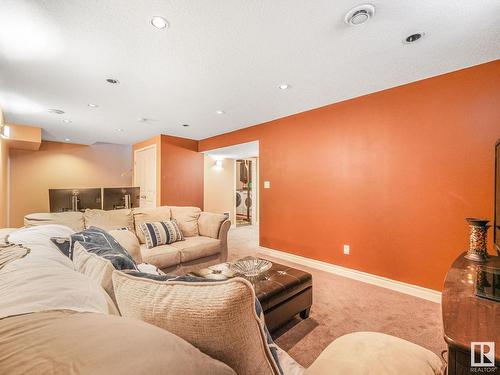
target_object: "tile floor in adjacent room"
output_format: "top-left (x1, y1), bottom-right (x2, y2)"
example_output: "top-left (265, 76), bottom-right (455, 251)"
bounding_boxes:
top-left (227, 225), bottom-right (447, 367)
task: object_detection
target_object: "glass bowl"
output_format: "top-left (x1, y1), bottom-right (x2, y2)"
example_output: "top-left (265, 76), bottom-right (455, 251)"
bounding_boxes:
top-left (231, 257), bottom-right (272, 282)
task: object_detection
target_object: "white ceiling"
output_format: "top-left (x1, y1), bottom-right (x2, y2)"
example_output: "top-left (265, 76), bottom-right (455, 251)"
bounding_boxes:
top-left (1, 1), bottom-right (499, 145)
top-left (204, 141), bottom-right (259, 160)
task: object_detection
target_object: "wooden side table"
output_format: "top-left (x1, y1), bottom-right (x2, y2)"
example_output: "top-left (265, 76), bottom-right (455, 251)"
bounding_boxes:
top-left (442, 253), bottom-right (500, 374)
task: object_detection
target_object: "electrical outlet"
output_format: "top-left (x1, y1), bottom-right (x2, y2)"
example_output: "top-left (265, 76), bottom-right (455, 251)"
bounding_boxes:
top-left (343, 245), bottom-right (350, 255)
top-left (264, 181), bottom-right (271, 189)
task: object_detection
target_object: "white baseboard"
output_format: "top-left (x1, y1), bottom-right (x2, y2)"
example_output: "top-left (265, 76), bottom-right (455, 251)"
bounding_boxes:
top-left (257, 246), bottom-right (442, 303)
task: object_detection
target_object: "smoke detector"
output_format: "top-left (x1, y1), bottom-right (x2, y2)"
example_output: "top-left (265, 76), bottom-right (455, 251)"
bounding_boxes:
top-left (345, 4), bottom-right (375, 26)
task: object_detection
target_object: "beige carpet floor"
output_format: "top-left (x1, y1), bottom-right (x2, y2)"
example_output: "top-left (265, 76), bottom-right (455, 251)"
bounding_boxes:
top-left (227, 225), bottom-right (447, 368)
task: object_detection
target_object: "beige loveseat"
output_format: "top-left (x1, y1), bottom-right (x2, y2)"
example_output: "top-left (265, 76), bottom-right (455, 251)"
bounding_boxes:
top-left (24, 206), bottom-right (231, 274)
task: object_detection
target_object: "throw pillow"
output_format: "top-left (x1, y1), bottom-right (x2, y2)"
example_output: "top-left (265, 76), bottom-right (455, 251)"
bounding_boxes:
top-left (140, 220), bottom-right (184, 249)
top-left (170, 206), bottom-right (201, 237)
top-left (83, 209), bottom-right (134, 231)
top-left (51, 227), bottom-right (138, 269)
top-left (71, 226), bottom-right (138, 271)
top-left (133, 206), bottom-right (172, 244)
top-left (51, 237), bottom-right (72, 258)
top-left (112, 271), bottom-right (283, 375)
top-left (72, 242), bottom-right (119, 310)
top-left (108, 229), bottom-right (143, 264)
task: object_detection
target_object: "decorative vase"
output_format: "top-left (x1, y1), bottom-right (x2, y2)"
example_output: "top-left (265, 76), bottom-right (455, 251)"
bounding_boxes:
top-left (464, 218), bottom-right (490, 262)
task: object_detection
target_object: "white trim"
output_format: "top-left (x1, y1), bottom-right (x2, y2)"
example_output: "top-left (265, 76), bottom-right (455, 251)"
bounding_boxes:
top-left (257, 246), bottom-right (442, 303)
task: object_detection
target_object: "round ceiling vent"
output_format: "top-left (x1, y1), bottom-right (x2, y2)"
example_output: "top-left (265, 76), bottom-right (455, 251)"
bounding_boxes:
top-left (345, 4), bottom-right (375, 26)
top-left (404, 33), bottom-right (424, 44)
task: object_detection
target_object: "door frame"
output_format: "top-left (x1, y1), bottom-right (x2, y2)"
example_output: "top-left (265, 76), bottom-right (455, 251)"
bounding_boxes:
top-left (133, 144), bottom-right (157, 207)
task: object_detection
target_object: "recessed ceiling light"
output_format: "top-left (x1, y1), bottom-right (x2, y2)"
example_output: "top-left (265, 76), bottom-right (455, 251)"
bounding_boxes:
top-left (106, 78), bottom-right (119, 84)
top-left (278, 84), bottom-right (290, 90)
top-left (345, 4), bottom-right (375, 26)
top-left (404, 33), bottom-right (424, 44)
top-left (115, 128), bottom-right (124, 132)
top-left (182, 124), bottom-right (190, 127)
top-left (62, 119), bottom-right (72, 124)
top-left (151, 16), bottom-right (169, 30)
top-left (138, 118), bottom-right (148, 122)
top-left (87, 103), bottom-right (99, 108)
top-left (48, 109), bottom-right (65, 114)
top-left (64, 138), bottom-right (71, 142)
top-left (215, 110), bottom-right (225, 115)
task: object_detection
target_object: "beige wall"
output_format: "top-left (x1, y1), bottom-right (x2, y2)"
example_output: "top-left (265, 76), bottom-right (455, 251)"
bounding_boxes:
top-left (9, 141), bottom-right (132, 227)
top-left (203, 155), bottom-right (236, 225)
top-left (0, 139), bottom-right (9, 228)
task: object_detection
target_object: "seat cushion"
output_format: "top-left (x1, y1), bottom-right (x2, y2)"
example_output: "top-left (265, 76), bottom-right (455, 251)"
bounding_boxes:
top-left (133, 206), bottom-right (171, 244)
top-left (24, 212), bottom-right (84, 231)
top-left (84, 209), bottom-right (134, 231)
top-left (170, 206), bottom-right (201, 237)
top-left (141, 244), bottom-right (181, 269)
top-left (304, 332), bottom-right (444, 375)
top-left (169, 236), bottom-right (221, 263)
top-left (0, 310), bottom-right (236, 375)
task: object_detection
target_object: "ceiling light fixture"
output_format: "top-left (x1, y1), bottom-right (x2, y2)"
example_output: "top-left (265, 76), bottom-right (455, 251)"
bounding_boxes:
top-left (87, 103), bottom-right (99, 108)
top-left (115, 128), bottom-right (124, 132)
top-left (64, 138), bottom-right (71, 142)
top-left (151, 16), bottom-right (169, 30)
top-left (345, 4), bottom-right (375, 26)
top-left (62, 119), bottom-right (72, 124)
top-left (106, 78), bottom-right (119, 84)
top-left (138, 118), bottom-right (148, 122)
top-left (278, 84), bottom-right (290, 90)
top-left (182, 124), bottom-right (190, 127)
top-left (216, 110), bottom-right (225, 115)
top-left (48, 108), bottom-right (65, 114)
top-left (404, 33), bottom-right (424, 44)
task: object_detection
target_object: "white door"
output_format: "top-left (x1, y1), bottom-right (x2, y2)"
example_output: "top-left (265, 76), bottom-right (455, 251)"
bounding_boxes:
top-left (134, 145), bottom-right (157, 208)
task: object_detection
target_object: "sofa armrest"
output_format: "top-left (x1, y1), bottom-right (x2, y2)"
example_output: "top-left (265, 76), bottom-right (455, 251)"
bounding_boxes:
top-left (304, 332), bottom-right (444, 375)
top-left (217, 219), bottom-right (231, 262)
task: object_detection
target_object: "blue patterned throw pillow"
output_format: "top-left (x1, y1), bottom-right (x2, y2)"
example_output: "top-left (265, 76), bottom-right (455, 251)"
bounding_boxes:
top-left (140, 220), bottom-right (184, 249)
top-left (52, 226), bottom-right (137, 270)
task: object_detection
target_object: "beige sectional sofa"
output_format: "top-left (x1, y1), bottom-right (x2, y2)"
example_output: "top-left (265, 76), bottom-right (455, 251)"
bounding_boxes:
top-left (24, 206), bottom-right (230, 274)
top-left (0, 225), bottom-right (444, 375)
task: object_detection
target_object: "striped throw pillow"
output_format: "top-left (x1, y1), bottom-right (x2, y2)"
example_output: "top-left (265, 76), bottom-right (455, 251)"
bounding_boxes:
top-left (140, 220), bottom-right (184, 249)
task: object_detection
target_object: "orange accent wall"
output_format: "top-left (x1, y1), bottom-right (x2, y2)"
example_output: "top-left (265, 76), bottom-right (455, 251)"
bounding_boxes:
top-left (199, 60), bottom-right (500, 291)
top-left (133, 134), bottom-right (204, 208)
top-left (160, 135), bottom-right (203, 207)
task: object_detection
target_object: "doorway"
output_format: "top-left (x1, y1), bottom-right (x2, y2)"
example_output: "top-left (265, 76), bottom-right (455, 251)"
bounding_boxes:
top-left (202, 141), bottom-right (259, 228)
top-left (235, 159), bottom-right (257, 227)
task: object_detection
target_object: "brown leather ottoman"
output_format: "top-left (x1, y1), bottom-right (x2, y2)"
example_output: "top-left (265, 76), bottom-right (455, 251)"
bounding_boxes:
top-left (253, 261), bottom-right (313, 332)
